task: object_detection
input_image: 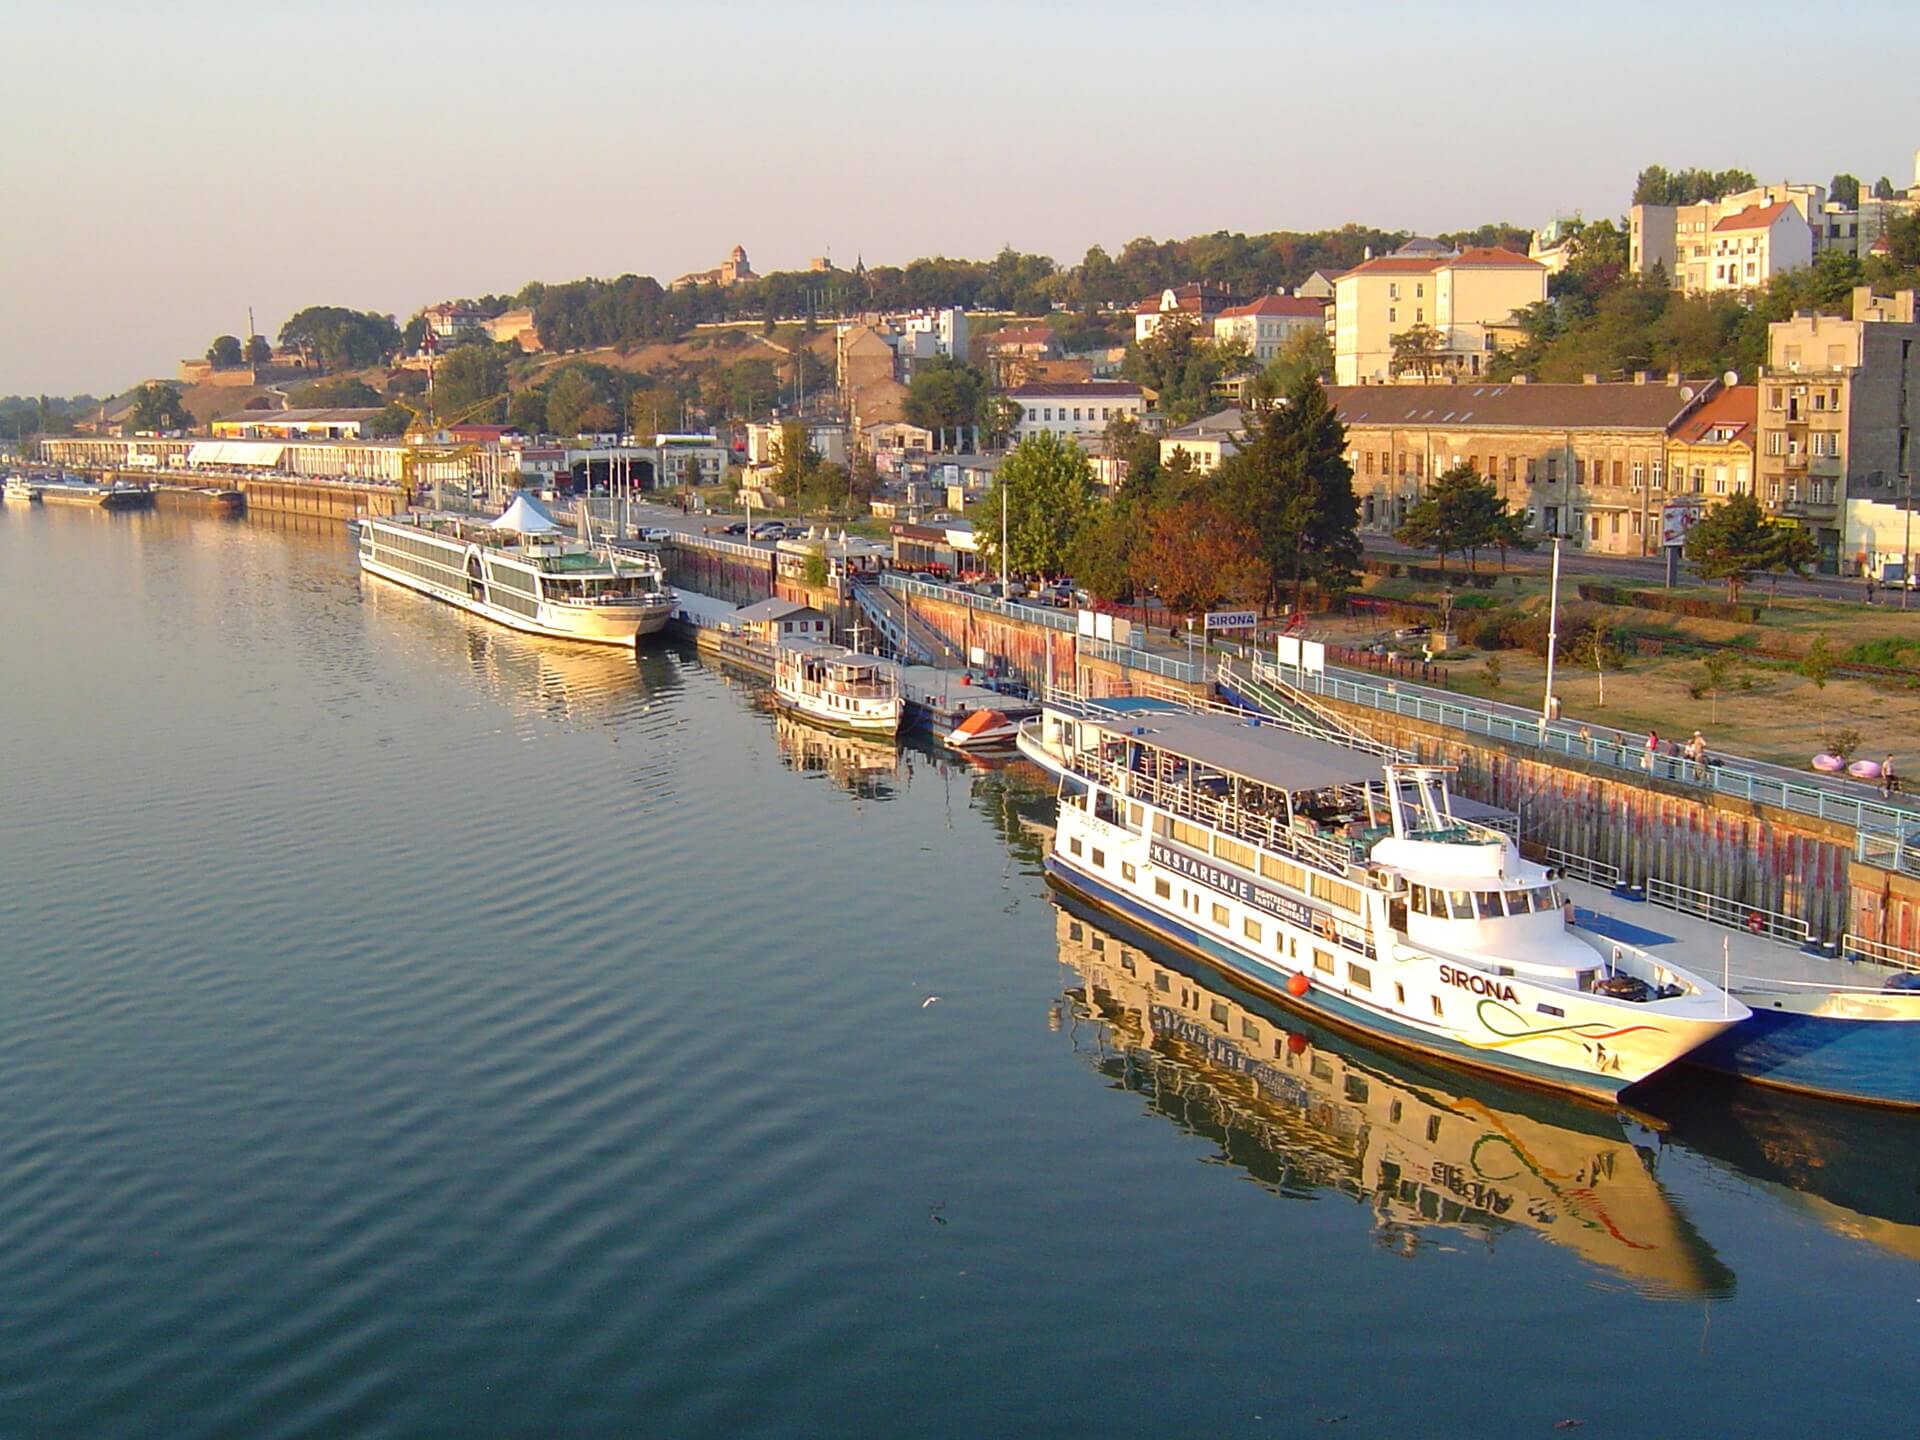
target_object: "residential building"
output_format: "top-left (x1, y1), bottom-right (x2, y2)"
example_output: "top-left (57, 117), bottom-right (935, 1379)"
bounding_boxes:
top-left (1158, 409), bottom-right (1243, 474)
top-left (1294, 271), bottom-right (1338, 303)
top-left (423, 303), bottom-right (486, 343)
top-left (1527, 217), bottom-right (1580, 276)
top-left (670, 244), bottom-right (758, 290)
top-left (1008, 380), bottom-right (1144, 445)
top-left (485, 308), bottom-right (542, 351)
top-left (1133, 282), bottom-right (1237, 342)
top-left (1328, 378), bottom-right (1717, 555)
top-left (211, 407), bottom-right (387, 441)
top-left (1663, 385), bottom-right (1757, 510)
top-left (1332, 244), bottom-right (1546, 386)
top-left (746, 419), bottom-right (849, 469)
top-left (651, 433), bottom-right (728, 487)
top-left (862, 420), bottom-right (934, 456)
top-left (1629, 184), bottom-right (1821, 293)
top-left (1213, 295), bottom-right (1328, 362)
top-left (733, 598), bottom-right (830, 646)
top-left (1754, 288), bottom-right (1920, 573)
top-left (987, 323), bottom-right (1059, 386)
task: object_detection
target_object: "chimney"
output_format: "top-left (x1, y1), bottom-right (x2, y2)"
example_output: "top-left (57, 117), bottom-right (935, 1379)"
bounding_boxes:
top-left (1363, 245), bottom-right (1373, 260)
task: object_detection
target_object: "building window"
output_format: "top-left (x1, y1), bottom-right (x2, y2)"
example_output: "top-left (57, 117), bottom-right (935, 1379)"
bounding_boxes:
top-left (1631, 462), bottom-right (1644, 488)
top-left (1527, 458), bottom-right (1539, 483)
top-left (1388, 307), bottom-right (1397, 323)
top-left (1546, 455), bottom-right (1559, 483)
top-left (1767, 431), bottom-right (1785, 456)
top-left (1651, 461), bottom-right (1664, 489)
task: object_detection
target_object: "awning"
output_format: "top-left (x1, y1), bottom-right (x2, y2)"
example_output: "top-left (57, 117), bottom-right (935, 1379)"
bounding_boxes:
top-left (187, 441), bottom-right (285, 468)
top-left (488, 492), bottom-right (560, 535)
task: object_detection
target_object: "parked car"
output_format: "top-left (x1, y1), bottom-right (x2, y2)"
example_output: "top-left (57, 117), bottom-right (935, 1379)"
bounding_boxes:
top-left (752, 522), bottom-right (787, 540)
top-left (639, 526), bottom-right (673, 543)
top-left (721, 521), bottom-right (749, 536)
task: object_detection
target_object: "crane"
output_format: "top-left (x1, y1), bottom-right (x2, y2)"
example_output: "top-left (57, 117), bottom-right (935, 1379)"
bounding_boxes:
top-left (392, 393), bottom-right (508, 498)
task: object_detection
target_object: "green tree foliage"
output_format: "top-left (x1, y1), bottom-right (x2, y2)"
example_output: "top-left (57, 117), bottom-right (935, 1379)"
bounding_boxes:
top-left (205, 334), bottom-right (243, 368)
top-left (1103, 412), bottom-right (1162, 497)
top-left (126, 382), bottom-right (193, 433)
top-left (1828, 173), bottom-right (1861, 209)
top-left (1683, 492), bottom-right (1816, 600)
top-left (1632, 165), bottom-right (1758, 205)
top-left (1873, 176), bottom-right (1896, 201)
top-left (544, 366), bottom-right (604, 438)
top-left (1134, 492), bottom-right (1265, 622)
top-left (1123, 313), bottom-right (1249, 424)
top-left (288, 377), bottom-right (383, 408)
top-left (1066, 496), bottom-right (1145, 604)
top-left (1394, 464), bottom-right (1522, 573)
top-left (1215, 374), bottom-right (1362, 611)
top-left (1885, 212), bottom-right (1920, 269)
top-left (363, 405), bottom-right (412, 438)
top-left (724, 357), bottom-right (781, 421)
top-left (976, 432), bottom-right (1099, 579)
top-left (1262, 326), bottom-right (1332, 392)
top-left (902, 358), bottom-right (984, 446)
top-left (277, 306), bottom-right (401, 372)
top-left (432, 345), bottom-right (508, 419)
top-left (0, 394), bottom-right (96, 442)
top-left (507, 388), bottom-right (548, 435)
top-left (244, 334), bottom-right (273, 366)
top-left (1388, 323), bottom-right (1445, 380)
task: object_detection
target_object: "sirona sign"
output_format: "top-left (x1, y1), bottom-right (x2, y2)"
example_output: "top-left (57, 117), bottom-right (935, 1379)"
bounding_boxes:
top-left (1204, 609), bottom-right (1259, 631)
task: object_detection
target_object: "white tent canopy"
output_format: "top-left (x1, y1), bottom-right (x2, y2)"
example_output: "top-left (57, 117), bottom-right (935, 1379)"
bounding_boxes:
top-left (489, 492), bottom-right (560, 535)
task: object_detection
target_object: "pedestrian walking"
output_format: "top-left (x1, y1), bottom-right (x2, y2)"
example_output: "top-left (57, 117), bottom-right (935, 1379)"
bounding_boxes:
top-left (1644, 728), bottom-right (1659, 773)
top-left (1688, 730), bottom-right (1708, 781)
top-left (1867, 574), bottom-right (1878, 606)
top-left (1883, 754), bottom-right (1899, 800)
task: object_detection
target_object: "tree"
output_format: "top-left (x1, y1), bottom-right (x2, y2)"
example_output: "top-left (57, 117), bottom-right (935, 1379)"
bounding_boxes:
top-left (768, 421), bottom-right (823, 503)
top-left (433, 345), bottom-right (507, 418)
top-left (902, 358), bottom-right (984, 449)
top-left (126, 382), bottom-right (192, 433)
top-left (278, 306), bottom-right (401, 372)
top-left (244, 334), bottom-right (273, 366)
top-left (975, 431), bottom-right (1099, 579)
top-left (1828, 173), bottom-right (1862, 210)
top-left (1873, 176), bottom-right (1896, 201)
top-left (978, 393), bottom-right (1022, 451)
top-left (1067, 495), bottom-right (1147, 603)
top-left (507, 388), bottom-right (548, 436)
top-left (1394, 464), bottom-right (1516, 574)
top-left (1124, 312), bottom-right (1248, 424)
top-left (1683, 492), bottom-right (1806, 601)
top-left (205, 334), bottom-right (243, 368)
top-left (1886, 212), bottom-right (1920, 269)
top-left (1215, 373), bottom-right (1363, 613)
top-left (544, 367), bottom-right (601, 437)
top-left (1134, 492), bottom-right (1264, 623)
top-left (1388, 323), bottom-right (1446, 380)
top-left (363, 404), bottom-right (412, 438)
top-left (1799, 633), bottom-right (1836, 692)
top-left (1262, 326), bottom-right (1332, 392)
top-left (288, 377), bottom-right (382, 408)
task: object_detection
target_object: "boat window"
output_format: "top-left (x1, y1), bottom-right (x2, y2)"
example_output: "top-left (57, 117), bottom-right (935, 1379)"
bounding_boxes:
top-left (1213, 835), bottom-right (1256, 871)
top-left (1210, 1001), bottom-right (1229, 1025)
top-left (1529, 885), bottom-right (1559, 911)
top-left (1394, 983), bottom-right (1407, 1005)
top-left (1431, 996), bottom-right (1444, 1018)
top-left (1091, 848), bottom-right (1106, 869)
top-left (1260, 854), bottom-right (1305, 889)
top-left (1127, 804), bottom-right (1145, 831)
top-left (1313, 948), bottom-right (1335, 975)
top-left (1243, 917), bottom-right (1262, 943)
top-left (1122, 862), bottom-right (1137, 883)
top-left (1347, 962), bottom-right (1372, 990)
top-left (1409, 885), bottom-right (1429, 915)
top-left (1154, 877), bottom-right (1171, 900)
top-left (1211, 902), bottom-right (1230, 926)
top-left (1313, 875), bottom-right (1362, 913)
top-left (1475, 891), bottom-right (1506, 918)
top-left (1448, 890), bottom-right (1474, 919)
top-left (1069, 837), bottom-right (1082, 857)
top-left (1171, 819), bottom-right (1210, 851)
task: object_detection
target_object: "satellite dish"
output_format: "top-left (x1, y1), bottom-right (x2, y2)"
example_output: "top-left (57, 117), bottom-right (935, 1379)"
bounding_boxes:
top-left (1723, 369), bottom-right (1739, 386)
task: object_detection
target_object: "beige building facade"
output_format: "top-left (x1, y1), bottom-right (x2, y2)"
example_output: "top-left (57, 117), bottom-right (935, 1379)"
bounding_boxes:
top-left (1332, 246), bottom-right (1546, 386)
top-left (1629, 184), bottom-right (1820, 293)
top-left (1328, 380), bottom-right (1716, 556)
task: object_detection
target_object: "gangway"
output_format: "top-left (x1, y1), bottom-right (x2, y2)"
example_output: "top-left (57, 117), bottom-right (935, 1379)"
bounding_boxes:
top-left (854, 583), bottom-right (965, 667)
top-left (1217, 654), bottom-right (1394, 757)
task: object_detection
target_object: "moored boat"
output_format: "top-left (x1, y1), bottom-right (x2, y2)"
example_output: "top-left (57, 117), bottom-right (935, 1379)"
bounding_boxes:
top-left (357, 494), bottom-right (674, 648)
top-left (39, 478), bottom-right (153, 509)
top-left (772, 640), bottom-right (904, 738)
top-left (943, 706), bottom-right (1021, 751)
top-left (3, 476), bottom-right (42, 503)
top-left (1038, 700), bottom-right (1747, 1103)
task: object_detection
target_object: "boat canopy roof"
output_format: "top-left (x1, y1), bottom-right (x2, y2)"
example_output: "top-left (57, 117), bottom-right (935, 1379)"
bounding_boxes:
top-left (1084, 711), bottom-right (1381, 793)
top-left (489, 492), bottom-right (560, 535)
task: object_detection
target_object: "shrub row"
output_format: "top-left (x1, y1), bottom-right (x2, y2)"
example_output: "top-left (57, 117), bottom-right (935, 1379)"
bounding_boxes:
top-left (1575, 583), bottom-right (1760, 624)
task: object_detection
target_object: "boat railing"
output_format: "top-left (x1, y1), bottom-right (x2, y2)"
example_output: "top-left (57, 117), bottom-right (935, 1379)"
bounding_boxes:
top-left (1544, 845), bottom-right (1622, 889)
top-left (1839, 931), bottom-right (1920, 975)
top-left (1070, 749), bottom-right (1370, 879)
top-left (1643, 875), bottom-right (1811, 947)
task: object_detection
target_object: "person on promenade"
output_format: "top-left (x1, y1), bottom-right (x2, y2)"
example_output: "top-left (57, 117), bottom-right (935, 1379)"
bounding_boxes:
top-left (1687, 730), bottom-right (1708, 781)
top-left (1883, 755), bottom-right (1899, 800)
top-left (1644, 729), bottom-right (1659, 773)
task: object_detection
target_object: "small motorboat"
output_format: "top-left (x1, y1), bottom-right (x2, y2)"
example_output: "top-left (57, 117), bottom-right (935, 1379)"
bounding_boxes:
top-left (944, 706), bottom-right (1021, 751)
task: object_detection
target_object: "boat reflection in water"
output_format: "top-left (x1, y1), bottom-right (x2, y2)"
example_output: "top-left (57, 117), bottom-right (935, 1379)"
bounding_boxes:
top-left (1051, 895), bottom-right (1734, 1299)
top-left (774, 712), bottom-right (902, 799)
top-left (1648, 1074), bottom-right (1920, 1263)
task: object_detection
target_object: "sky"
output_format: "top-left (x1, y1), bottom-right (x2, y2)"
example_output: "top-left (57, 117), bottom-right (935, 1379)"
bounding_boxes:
top-left (3, 0), bottom-right (1918, 396)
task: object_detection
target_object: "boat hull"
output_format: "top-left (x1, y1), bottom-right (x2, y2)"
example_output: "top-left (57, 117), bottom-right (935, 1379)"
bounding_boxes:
top-left (361, 554), bottom-right (668, 648)
top-left (1683, 1004), bottom-right (1920, 1108)
top-left (1044, 853), bottom-right (1641, 1105)
top-left (772, 692), bottom-right (902, 739)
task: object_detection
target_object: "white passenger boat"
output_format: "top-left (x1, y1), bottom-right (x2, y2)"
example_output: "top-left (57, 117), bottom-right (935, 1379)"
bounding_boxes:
top-left (1036, 702), bottom-right (1747, 1102)
top-left (357, 494), bottom-right (674, 648)
top-left (4, 476), bottom-right (42, 503)
top-left (772, 641), bottom-right (904, 738)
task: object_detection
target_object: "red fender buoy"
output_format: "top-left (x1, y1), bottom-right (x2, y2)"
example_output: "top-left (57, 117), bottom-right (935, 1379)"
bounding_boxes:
top-left (1286, 1031), bottom-right (1309, 1055)
top-left (1287, 973), bottom-right (1310, 998)
top-left (1746, 910), bottom-right (1764, 935)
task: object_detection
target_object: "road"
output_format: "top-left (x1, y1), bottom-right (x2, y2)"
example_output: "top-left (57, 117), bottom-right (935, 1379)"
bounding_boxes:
top-left (1359, 536), bottom-right (1905, 605)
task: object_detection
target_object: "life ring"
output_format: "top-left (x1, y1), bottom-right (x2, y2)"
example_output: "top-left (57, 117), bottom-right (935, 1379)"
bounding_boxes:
top-left (1746, 910), bottom-right (1765, 935)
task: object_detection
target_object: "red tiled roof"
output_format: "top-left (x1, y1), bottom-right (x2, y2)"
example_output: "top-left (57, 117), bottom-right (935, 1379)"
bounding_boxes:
top-left (1339, 256), bottom-right (1444, 277)
top-left (1713, 201), bottom-right (1792, 233)
top-left (1669, 385), bottom-right (1755, 445)
top-left (1219, 295), bottom-right (1328, 318)
top-left (1450, 247), bottom-right (1542, 268)
top-left (991, 325), bottom-right (1057, 346)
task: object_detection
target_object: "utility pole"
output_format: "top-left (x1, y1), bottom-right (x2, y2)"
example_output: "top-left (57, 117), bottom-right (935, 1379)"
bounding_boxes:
top-left (1542, 535), bottom-right (1563, 730)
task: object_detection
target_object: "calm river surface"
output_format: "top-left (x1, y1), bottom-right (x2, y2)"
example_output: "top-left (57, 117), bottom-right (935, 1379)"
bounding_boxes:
top-left (1, 505), bottom-right (1915, 1439)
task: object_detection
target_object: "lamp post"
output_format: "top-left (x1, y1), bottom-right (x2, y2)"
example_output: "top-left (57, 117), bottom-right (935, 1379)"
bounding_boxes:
top-left (1541, 535), bottom-right (1563, 732)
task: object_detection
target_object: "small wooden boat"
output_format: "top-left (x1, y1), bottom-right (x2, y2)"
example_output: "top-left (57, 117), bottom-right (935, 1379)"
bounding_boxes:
top-left (943, 706), bottom-right (1021, 751)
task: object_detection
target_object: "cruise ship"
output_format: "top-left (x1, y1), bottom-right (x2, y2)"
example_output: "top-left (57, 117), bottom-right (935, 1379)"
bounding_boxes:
top-left (357, 495), bottom-right (673, 648)
top-left (1028, 699), bottom-right (1747, 1103)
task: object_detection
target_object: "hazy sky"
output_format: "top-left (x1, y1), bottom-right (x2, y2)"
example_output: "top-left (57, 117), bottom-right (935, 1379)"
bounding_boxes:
top-left (4, 0), bottom-right (1918, 395)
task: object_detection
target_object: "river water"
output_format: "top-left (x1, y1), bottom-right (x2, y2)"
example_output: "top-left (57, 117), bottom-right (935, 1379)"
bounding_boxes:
top-left (1, 504), bottom-right (1914, 1439)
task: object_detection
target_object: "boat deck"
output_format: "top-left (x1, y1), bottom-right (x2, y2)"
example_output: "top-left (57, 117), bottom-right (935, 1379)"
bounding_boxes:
top-left (1558, 876), bottom-right (1901, 996)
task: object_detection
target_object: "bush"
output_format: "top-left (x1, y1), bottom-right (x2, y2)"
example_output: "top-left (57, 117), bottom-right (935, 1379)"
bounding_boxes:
top-left (1574, 582), bottom-right (1760, 623)
top-left (1844, 636), bottom-right (1920, 668)
top-left (1459, 611), bottom-right (1510, 649)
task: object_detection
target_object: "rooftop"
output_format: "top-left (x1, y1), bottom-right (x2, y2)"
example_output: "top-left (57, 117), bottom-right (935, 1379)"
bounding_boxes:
top-left (1168, 408), bottom-right (1244, 439)
top-left (1669, 385), bottom-right (1757, 445)
top-left (213, 407), bottom-right (387, 425)
top-left (1084, 710), bottom-right (1382, 792)
top-left (735, 598), bottom-right (825, 623)
top-left (1218, 295), bottom-right (1328, 319)
top-left (1326, 381), bottom-right (1709, 432)
top-left (1713, 201), bottom-right (1794, 233)
top-left (1008, 380), bottom-right (1143, 398)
